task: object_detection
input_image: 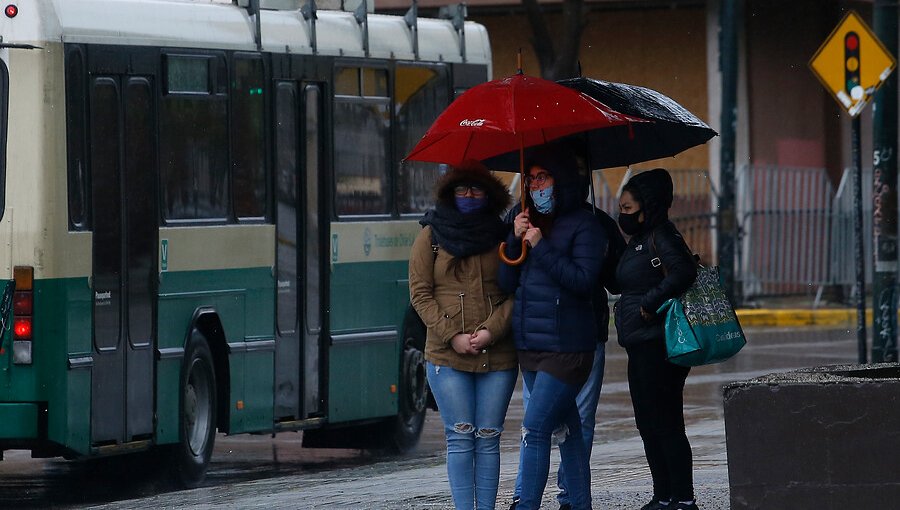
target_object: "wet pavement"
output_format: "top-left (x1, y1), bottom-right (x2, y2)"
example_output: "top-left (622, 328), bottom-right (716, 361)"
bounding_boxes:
top-left (0, 326), bottom-right (859, 509)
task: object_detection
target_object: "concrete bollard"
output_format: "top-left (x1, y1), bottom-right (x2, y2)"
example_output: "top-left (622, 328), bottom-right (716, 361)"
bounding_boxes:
top-left (723, 363), bottom-right (900, 509)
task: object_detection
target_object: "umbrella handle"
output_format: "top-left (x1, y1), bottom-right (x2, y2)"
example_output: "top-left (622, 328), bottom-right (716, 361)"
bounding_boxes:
top-left (498, 238), bottom-right (528, 266)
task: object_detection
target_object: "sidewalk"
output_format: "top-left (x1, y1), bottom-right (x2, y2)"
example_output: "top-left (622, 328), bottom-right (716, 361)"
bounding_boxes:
top-left (735, 296), bottom-right (879, 327)
top-left (82, 418), bottom-right (730, 510)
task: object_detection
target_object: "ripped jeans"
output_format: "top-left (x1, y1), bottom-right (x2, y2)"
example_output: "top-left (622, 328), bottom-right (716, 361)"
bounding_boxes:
top-left (426, 362), bottom-right (518, 510)
top-left (517, 370), bottom-right (592, 510)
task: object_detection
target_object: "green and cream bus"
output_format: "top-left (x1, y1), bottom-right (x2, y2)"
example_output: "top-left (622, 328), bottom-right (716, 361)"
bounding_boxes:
top-left (0, 0), bottom-right (490, 486)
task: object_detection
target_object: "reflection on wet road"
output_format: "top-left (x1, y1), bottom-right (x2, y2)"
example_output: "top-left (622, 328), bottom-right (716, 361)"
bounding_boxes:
top-left (0, 326), bottom-right (858, 508)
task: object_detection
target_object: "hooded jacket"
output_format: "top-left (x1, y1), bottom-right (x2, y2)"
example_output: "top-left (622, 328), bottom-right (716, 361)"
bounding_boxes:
top-left (408, 162), bottom-right (518, 372)
top-left (498, 148), bottom-right (607, 353)
top-left (614, 168), bottom-right (697, 348)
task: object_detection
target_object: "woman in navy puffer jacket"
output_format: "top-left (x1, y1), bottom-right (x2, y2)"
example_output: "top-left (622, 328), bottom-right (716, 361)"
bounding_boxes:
top-left (498, 146), bottom-right (606, 510)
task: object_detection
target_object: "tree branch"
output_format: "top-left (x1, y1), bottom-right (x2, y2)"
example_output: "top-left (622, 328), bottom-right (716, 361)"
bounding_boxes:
top-left (522, 0), bottom-right (555, 77)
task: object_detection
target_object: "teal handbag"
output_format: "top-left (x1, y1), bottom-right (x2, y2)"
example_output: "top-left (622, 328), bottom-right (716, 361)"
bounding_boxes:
top-left (656, 265), bottom-right (746, 366)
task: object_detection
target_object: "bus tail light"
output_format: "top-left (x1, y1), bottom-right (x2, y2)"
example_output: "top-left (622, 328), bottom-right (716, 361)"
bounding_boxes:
top-left (12, 266), bottom-right (33, 365)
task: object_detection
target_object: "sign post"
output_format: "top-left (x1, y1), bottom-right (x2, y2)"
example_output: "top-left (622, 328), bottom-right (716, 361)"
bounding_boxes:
top-left (810, 10), bottom-right (896, 363)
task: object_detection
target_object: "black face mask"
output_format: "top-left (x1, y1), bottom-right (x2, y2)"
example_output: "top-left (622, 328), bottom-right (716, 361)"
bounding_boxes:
top-left (618, 210), bottom-right (643, 236)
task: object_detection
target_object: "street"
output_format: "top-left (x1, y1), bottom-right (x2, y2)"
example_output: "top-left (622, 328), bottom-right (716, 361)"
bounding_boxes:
top-left (0, 325), bottom-right (858, 509)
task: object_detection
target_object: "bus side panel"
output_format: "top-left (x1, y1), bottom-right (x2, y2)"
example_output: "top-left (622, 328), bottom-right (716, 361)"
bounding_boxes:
top-left (0, 277), bottom-right (93, 455)
top-left (327, 339), bottom-right (397, 423)
top-left (59, 277), bottom-right (92, 455)
top-left (241, 349), bottom-right (274, 433)
top-left (155, 267), bottom-right (274, 442)
top-left (328, 259), bottom-right (409, 423)
top-left (238, 268), bottom-right (275, 434)
top-left (327, 222), bottom-right (418, 423)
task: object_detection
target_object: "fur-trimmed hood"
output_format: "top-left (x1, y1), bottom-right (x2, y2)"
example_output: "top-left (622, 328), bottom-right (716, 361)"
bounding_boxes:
top-left (434, 160), bottom-right (511, 216)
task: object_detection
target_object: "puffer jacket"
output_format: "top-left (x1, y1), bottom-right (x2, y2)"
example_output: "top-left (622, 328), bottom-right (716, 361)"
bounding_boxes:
top-left (614, 220), bottom-right (697, 348)
top-left (497, 148), bottom-right (606, 353)
top-left (409, 226), bottom-right (517, 372)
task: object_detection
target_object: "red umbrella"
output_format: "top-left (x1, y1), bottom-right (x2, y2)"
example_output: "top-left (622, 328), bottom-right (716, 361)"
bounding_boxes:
top-left (405, 73), bottom-right (638, 165)
top-left (405, 72), bottom-right (642, 265)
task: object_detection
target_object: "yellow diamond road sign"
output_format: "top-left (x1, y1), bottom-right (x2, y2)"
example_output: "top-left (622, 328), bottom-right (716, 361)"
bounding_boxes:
top-left (810, 10), bottom-right (896, 117)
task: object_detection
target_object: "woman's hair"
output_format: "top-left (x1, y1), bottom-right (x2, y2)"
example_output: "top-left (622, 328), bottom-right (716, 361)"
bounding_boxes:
top-left (621, 168), bottom-right (674, 229)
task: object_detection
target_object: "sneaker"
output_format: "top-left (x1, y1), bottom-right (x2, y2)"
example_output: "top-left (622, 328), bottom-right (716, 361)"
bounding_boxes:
top-left (640, 499), bottom-right (670, 510)
top-left (670, 502), bottom-right (699, 510)
top-left (509, 497), bottom-right (519, 510)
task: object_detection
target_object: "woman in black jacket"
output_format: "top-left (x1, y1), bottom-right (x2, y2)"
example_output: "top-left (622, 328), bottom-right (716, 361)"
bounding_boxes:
top-left (613, 168), bottom-right (699, 510)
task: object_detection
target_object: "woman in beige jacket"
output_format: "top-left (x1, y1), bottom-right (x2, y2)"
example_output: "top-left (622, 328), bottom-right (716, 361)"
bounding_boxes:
top-left (408, 161), bottom-right (517, 510)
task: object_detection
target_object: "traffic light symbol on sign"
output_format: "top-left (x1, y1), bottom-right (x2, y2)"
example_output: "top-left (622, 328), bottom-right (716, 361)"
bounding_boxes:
top-left (845, 31), bottom-right (862, 100)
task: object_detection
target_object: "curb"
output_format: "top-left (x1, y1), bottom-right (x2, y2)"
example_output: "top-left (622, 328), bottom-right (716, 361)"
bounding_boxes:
top-left (735, 308), bottom-right (878, 327)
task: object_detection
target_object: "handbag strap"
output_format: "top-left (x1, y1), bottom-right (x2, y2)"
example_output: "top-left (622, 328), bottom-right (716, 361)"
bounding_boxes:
top-left (649, 230), bottom-right (699, 276)
top-left (649, 231), bottom-right (668, 276)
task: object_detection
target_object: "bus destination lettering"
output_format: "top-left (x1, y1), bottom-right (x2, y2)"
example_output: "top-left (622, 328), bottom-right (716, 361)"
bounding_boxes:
top-left (95, 290), bottom-right (112, 305)
top-left (373, 233), bottom-right (415, 249)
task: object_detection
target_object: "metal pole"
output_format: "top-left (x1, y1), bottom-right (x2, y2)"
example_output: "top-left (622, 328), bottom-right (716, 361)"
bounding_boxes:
top-left (718, 0), bottom-right (739, 304)
top-left (853, 116), bottom-right (868, 363)
top-left (872, 0), bottom-right (898, 362)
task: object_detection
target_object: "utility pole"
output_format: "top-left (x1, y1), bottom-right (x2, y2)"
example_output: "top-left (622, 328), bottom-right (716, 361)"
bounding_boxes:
top-left (718, 0), bottom-right (739, 304)
top-left (872, 0), bottom-right (898, 362)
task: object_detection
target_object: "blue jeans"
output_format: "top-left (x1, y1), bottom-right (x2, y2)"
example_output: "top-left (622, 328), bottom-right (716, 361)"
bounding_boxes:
top-left (514, 342), bottom-right (606, 506)
top-left (517, 370), bottom-right (592, 510)
top-left (426, 362), bottom-right (518, 510)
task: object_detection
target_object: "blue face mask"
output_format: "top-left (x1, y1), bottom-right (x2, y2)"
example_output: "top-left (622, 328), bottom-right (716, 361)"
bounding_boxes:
top-left (455, 196), bottom-right (487, 214)
top-left (530, 186), bottom-right (554, 214)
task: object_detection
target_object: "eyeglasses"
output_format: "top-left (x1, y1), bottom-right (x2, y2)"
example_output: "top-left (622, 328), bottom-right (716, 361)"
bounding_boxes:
top-left (525, 172), bottom-right (552, 188)
top-left (454, 185), bottom-right (486, 197)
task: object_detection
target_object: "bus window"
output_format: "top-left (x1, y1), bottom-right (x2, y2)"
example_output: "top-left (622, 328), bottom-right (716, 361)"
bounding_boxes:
top-left (65, 47), bottom-right (89, 230)
top-left (334, 67), bottom-right (360, 96)
top-left (165, 55), bottom-right (210, 94)
top-left (362, 67), bottom-right (388, 97)
top-left (160, 54), bottom-right (229, 222)
top-left (275, 82), bottom-right (298, 335)
top-left (304, 84), bottom-right (321, 332)
top-left (334, 65), bottom-right (390, 217)
top-left (232, 54), bottom-right (266, 220)
top-left (394, 64), bottom-right (450, 215)
top-left (0, 58), bottom-right (8, 222)
top-left (90, 77), bottom-right (123, 350)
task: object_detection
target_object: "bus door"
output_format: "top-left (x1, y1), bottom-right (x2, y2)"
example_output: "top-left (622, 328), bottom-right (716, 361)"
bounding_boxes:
top-left (89, 75), bottom-right (158, 445)
top-left (273, 81), bottom-right (325, 422)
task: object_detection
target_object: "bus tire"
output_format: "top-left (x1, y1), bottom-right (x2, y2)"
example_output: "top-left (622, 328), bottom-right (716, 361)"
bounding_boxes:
top-left (171, 332), bottom-right (217, 488)
top-left (385, 339), bottom-right (427, 453)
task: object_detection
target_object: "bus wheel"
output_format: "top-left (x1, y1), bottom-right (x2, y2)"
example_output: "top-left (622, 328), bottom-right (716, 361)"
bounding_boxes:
top-left (387, 340), bottom-right (427, 453)
top-left (171, 333), bottom-right (217, 488)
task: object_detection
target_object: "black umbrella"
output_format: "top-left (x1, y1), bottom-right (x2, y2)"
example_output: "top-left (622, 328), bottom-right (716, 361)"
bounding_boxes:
top-left (484, 77), bottom-right (717, 171)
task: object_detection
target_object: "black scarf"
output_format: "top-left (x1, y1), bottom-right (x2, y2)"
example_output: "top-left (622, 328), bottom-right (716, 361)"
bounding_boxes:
top-left (420, 204), bottom-right (509, 258)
